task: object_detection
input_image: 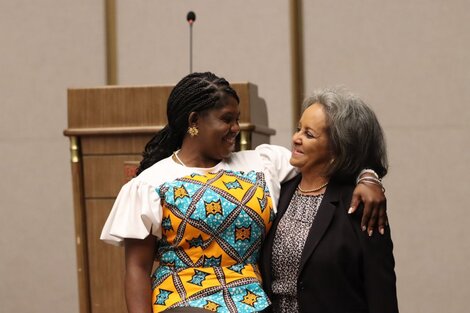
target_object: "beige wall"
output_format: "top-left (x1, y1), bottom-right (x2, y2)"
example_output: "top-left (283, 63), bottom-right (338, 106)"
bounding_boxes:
top-left (303, 1), bottom-right (470, 312)
top-left (116, 0), bottom-right (294, 145)
top-left (1, 1), bottom-right (469, 313)
top-left (0, 1), bottom-right (105, 313)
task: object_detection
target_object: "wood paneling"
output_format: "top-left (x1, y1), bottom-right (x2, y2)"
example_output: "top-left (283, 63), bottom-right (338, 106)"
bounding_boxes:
top-left (81, 135), bottom-right (151, 155)
top-left (83, 155), bottom-right (142, 198)
top-left (86, 199), bottom-right (126, 313)
top-left (67, 86), bottom-right (171, 128)
top-left (66, 83), bottom-right (274, 137)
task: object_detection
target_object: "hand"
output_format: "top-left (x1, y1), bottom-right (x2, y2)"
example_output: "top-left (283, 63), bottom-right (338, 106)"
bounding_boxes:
top-left (348, 182), bottom-right (387, 236)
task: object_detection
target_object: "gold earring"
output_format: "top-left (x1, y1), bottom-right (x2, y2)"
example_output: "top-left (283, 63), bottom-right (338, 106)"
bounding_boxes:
top-left (188, 126), bottom-right (199, 137)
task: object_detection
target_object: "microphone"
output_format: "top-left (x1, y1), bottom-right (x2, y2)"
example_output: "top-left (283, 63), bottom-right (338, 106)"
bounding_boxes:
top-left (187, 11), bottom-right (196, 25)
top-left (187, 11), bottom-right (196, 73)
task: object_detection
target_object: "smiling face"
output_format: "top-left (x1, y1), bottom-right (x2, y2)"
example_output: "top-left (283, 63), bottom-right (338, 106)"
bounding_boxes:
top-left (290, 103), bottom-right (334, 176)
top-left (193, 96), bottom-right (240, 163)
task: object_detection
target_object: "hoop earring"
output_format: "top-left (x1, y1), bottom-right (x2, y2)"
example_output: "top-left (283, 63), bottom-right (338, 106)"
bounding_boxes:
top-left (188, 126), bottom-right (199, 137)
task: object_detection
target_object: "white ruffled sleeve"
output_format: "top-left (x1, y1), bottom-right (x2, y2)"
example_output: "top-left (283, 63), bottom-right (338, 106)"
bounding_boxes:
top-left (255, 144), bottom-right (299, 183)
top-left (100, 178), bottom-right (163, 246)
top-left (251, 144), bottom-right (299, 213)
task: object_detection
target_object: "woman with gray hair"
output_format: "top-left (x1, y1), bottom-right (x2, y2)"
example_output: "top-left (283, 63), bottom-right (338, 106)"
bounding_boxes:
top-left (260, 88), bottom-right (398, 313)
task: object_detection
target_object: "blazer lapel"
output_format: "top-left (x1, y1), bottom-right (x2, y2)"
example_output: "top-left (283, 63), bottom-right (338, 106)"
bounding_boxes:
top-left (299, 182), bottom-right (340, 271)
top-left (275, 175), bottom-right (301, 219)
top-left (266, 175), bottom-right (301, 250)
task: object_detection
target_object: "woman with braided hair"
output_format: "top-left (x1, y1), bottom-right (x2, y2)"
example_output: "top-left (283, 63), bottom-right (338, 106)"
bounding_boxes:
top-left (101, 72), bottom-right (387, 313)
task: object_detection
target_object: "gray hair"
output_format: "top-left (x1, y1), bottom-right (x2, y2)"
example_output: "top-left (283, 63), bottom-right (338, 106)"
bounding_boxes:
top-left (302, 87), bottom-right (388, 182)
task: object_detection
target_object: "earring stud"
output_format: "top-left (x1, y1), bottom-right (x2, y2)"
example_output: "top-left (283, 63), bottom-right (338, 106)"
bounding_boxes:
top-left (188, 126), bottom-right (199, 137)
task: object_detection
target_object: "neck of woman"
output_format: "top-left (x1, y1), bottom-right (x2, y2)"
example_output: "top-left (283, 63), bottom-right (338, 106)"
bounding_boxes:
top-left (298, 172), bottom-right (330, 195)
top-left (175, 146), bottom-right (222, 168)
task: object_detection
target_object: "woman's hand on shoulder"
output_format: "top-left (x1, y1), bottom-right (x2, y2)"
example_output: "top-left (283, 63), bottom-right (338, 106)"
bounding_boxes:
top-left (349, 182), bottom-right (387, 236)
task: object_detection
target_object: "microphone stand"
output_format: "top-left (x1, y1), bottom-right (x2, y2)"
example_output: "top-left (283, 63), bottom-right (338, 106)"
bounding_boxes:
top-left (187, 11), bottom-right (196, 73)
top-left (189, 21), bottom-right (193, 73)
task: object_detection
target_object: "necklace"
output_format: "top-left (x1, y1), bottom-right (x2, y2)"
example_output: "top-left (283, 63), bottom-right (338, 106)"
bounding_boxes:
top-left (297, 181), bottom-right (329, 193)
top-left (173, 151), bottom-right (187, 167)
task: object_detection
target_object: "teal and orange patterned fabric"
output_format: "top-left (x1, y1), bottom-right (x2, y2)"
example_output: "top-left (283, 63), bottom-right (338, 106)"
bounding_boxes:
top-left (152, 170), bottom-right (274, 312)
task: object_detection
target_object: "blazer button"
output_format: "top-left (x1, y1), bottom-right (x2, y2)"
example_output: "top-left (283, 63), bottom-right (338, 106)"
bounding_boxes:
top-left (299, 281), bottom-right (304, 290)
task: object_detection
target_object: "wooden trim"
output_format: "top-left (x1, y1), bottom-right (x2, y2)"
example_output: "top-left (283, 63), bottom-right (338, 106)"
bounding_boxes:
top-left (69, 137), bottom-right (92, 313)
top-left (105, 0), bottom-right (117, 85)
top-left (239, 130), bottom-right (251, 151)
top-left (63, 123), bottom-right (275, 137)
top-left (289, 0), bottom-right (305, 129)
top-left (64, 126), bottom-right (163, 136)
top-left (246, 124), bottom-right (276, 136)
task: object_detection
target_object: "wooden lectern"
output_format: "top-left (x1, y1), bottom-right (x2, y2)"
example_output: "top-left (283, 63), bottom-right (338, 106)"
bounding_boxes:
top-left (63, 83), bottom-right (275, 313)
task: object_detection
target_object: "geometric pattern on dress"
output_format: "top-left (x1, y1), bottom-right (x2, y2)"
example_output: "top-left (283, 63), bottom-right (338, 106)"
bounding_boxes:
top-left (203, 300), bottom-right (221, 312)
top-left (152, 170), bottom-right (273, 312)
top-left (164, 268), bottom-right (268, 312)
top-left (154, 288), bottom-right (173, 306)
top-left (158, 170), bottom-right (272, 264)
top-left (234, 225), bottom-right (251, 241)
top-left (188, 269), bottom-right (210, 286)
top-left (153, 265), bottom-right (270, 312)
top-left (223, 179), bottom-right (243, 190)
top-left (202, 255), bottom-right (222, 267)
top-left (205, 199), bottom-right (224, 216)
top-left (186, 234), bottom-right (204, 248)
top-left (228, 263), bottom-right (245, 274)
top-left (240, 290), bottom-right (261, 307)
top-left (161, 215), bottom-right (173, 231)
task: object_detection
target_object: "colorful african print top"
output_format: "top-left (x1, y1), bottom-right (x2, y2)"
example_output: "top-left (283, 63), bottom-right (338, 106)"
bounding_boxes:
top-left (101, 144), bottom-right (297, 313)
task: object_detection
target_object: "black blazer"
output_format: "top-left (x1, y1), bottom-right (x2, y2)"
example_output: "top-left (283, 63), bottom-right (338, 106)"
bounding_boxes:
top-left (260, 175), bottom-right (398, 313)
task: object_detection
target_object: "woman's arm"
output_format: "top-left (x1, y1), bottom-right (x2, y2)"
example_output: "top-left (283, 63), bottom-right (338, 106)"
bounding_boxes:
top-left (349, 183), bottom-right (387, 235)
top-left (124, 235), bottom-right (156, 313)
top-left (349, 170), bottom-right (387, 236)
top-left (255, 144), bottom-right (388, 235)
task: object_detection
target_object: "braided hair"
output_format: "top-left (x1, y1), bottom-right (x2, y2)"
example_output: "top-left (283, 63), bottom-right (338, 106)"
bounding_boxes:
top-left (136, 72), bottom-right (239, 175)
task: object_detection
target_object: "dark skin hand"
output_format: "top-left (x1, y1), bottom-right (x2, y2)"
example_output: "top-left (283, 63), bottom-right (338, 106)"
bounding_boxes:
top-left (349, 182), bottom-right (387, 236)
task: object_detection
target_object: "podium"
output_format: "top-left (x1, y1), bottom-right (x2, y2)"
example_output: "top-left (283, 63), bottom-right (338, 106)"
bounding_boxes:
top-left (63, 83), bottom-right (275, 313)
